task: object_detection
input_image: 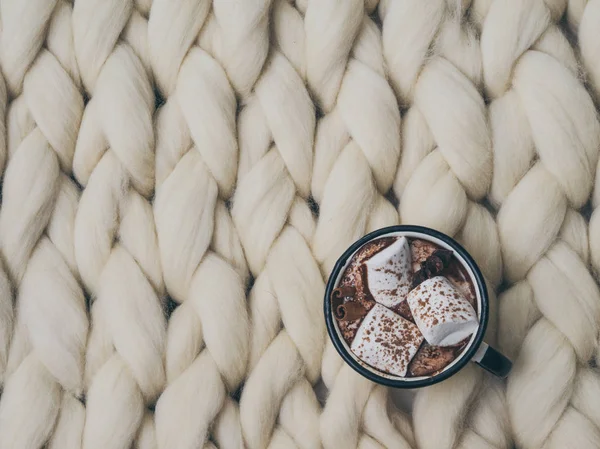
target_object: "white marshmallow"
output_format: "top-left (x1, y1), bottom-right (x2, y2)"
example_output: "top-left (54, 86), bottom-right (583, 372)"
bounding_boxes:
top-left (364, 237), bottom-right (412, 308)
top-left (350, 304), bottom-right (423, 377)
top-left (407, 276), bottom-right (478, 346)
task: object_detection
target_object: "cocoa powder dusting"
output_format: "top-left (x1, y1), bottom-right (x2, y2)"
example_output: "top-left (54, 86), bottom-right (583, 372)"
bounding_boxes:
top-left (408, 338), bottom-right (470, 377)
top-left (444, 261), bottom-right (477, 308)
top-left (410, 239), bottom-right (477, 310)
top-left (334, 236), bottom-right (477, 378)
top-left (335, 237), bottom-right (397, 342)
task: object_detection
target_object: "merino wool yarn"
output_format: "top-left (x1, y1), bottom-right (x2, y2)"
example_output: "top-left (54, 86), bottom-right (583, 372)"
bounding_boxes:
top-left (385, 3), bottom-right (509, 449)
top-left (478, 1), bottom-right (600, 448)
top-left (0, 1), bottom-right (600, 449)
top-left (0, 2), bottom-right (87, 448)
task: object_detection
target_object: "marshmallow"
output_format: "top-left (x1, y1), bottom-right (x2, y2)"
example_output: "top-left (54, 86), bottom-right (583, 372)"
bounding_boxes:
top-left (350, 303), bottom-right (423, 377)
top-left (407, 276), bottom-right (478, 346)
top-left (364, 237), bottom-right (412, 308)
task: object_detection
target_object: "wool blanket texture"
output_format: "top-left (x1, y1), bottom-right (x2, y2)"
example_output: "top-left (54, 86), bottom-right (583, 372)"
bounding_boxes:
top-left (0, 1), bottom-right (599, 449)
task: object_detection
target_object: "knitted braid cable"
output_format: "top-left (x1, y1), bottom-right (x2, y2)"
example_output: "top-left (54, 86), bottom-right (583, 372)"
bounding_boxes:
top-left (232, 77), bottom-right (324, 449)
top-left (303, 2), bottom-right (415, 448)
top-left (72, 1), bottom-right (166, 448)
top-left (0, 42), bottom-right (9, 388)
top-left (228, 3), bottom-right (326, 446)
top-left (477, 1), bottom-right (600, 447)
top-left (557, 0), bottom-right (600, 438)
top-left (148, 1), bottom-right (258, 447)
top-left (576, 0), bottom-right (600, 108)
top-left (0, 1), bottom-right (88, 448)
top-left (578, 11), bottom-right (600, 432)
top-left (380, 2), bottom-right (509, 448)
top-left (572, 1), bottom-right (600, 287)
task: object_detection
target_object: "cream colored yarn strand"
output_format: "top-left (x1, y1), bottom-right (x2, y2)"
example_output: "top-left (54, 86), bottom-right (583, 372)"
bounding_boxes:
top-left (382, 2), bottom-right (510, 449)
top-left (229, 1), bottom-right (325, 447)
top-left (0, 1), bottom-right (87, 448)
top-left (579, 13), bottom-right (600, 432)
top-left (578, 1), bottom-right (600, 108)
top-left (0, 3), bottom-right (599, 449)
top-left (575, 0), bottom-right (600, 282)
top-left (570, 0), bottom-right (600, 436)
top-left (0, 50), bottom-right (9, 389)
top-left (305, 1), bottom-right (415, 448)
top-left (477, 1), bottom-right (600, 448)
top-left (72, 1), bottom-right (166, 448)
top-left (148, 1), bottom-right (252, 448)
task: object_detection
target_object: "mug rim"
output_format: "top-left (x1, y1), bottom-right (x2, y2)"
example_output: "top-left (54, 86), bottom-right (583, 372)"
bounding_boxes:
top-left (324, 225), bottom-right (490, 389)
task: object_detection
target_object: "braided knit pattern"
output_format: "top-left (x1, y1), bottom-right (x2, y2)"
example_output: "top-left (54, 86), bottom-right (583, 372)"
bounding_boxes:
top-left (0, 2), bottom-right (87, 448)
top-left (72, 1), bottom-right (165, 448)
top-left (574, 0), bottom-right (600, 285)
top-left (303, 2), bottom-right (417, 449)
top-left (0, 44), bottom-right (9, 389)
top-left (0, 2), bottom-right (600, 448)
top-left (381, 2), bottom-right (509, 449)
top-left (477, 1), bottom-right (600, 448)
top-left (148, 1), bottom-right (257, 447)
top-left (231, 3), bottom-right (325, 447)
top-left (568, 0), bottom-right (600, 441)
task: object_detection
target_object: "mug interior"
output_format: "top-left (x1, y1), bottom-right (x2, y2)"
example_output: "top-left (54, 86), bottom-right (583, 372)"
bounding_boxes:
top-left (326, 226), bottom-right (489, 388)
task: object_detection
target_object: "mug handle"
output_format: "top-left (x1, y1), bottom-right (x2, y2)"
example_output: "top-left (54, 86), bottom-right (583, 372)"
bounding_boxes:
top-left (471, 342), bottom-right (512, 378)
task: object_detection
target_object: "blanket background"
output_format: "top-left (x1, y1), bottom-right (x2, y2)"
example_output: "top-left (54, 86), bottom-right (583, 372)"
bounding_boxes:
top-left (0, 1), bottom-right (599, 448)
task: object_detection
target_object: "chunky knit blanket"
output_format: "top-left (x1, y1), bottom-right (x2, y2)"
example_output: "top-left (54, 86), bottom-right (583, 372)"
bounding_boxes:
top-left (0, 1), bottom-right (599, 449)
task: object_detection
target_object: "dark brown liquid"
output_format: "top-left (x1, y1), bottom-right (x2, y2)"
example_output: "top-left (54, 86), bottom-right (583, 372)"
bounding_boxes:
top-left (333, 236), bottom-right (477, 378)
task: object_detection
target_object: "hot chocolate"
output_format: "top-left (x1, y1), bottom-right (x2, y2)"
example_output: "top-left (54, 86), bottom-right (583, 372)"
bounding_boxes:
top-left (332, 235), bottom-right (479, 378)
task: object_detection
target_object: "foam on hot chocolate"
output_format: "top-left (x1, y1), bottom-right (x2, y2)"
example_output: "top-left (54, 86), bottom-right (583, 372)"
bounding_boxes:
top-left (350, 304), bottom-right (423, 377)
top-left (407, 276), bottom-right (478, 346)
top-left (364, 237), bottom-right (412, 308)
